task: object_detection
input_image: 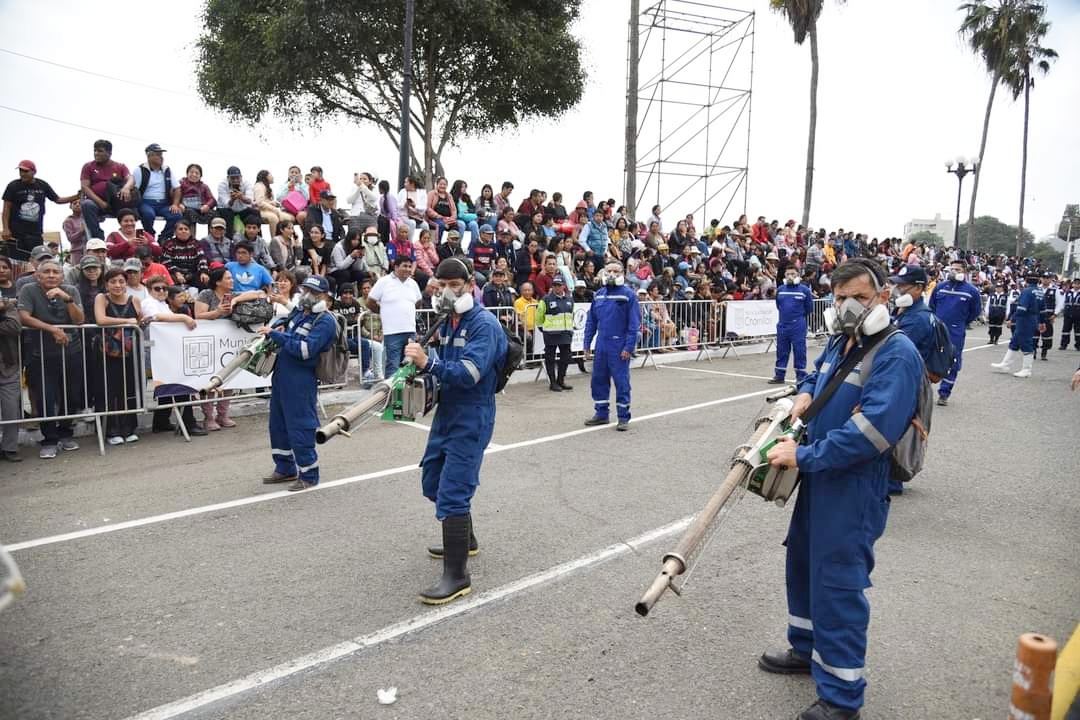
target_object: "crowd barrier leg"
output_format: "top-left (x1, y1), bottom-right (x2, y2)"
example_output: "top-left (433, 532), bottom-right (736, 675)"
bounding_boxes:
top-left (173, 405), bottom-right (191, 443)
top-left (93, 415), bottom-right (105, 456)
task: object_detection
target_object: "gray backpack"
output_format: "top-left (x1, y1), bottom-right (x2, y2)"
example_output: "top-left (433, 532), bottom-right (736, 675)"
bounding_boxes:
top-left (890, 374), bottom-right (933, 483)
top-left (316, 312), bottom-right (350, 385)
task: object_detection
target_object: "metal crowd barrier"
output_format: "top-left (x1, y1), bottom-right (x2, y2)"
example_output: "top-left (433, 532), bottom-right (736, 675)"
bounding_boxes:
top-left (2, 324), bottom-right (147, 456)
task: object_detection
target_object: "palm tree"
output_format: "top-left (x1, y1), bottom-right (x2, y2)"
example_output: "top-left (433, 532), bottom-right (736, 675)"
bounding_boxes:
top-left (957, 0), bottom-right (1037, 251)
top-left (1002, 4), bottom-right (1056, 256)
top-left (769, 0), bottom-right (845, 230)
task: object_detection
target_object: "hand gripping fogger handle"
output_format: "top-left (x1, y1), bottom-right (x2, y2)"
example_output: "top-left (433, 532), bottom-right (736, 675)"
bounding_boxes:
top-left (315, 312), bottom-right (449, 444)
top-left (200, 335), bottom-right (274, 396)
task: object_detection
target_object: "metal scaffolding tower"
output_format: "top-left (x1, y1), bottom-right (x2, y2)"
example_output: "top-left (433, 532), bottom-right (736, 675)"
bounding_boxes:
top-left (626, 1), bottom-right (755, 226)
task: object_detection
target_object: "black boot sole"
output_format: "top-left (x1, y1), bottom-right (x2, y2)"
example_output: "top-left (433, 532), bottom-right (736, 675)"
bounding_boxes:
top-left (758, 656), bottom-right (812, 675)
top-left (418, 584), bottom-right (472, 605)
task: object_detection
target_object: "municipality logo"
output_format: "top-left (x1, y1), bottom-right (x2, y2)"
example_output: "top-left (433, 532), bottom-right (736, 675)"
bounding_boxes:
top-left (182, 335), bottom-right (214, 376)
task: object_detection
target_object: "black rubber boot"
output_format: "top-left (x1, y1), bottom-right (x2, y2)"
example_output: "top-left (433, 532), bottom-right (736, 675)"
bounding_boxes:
top-left (794, 699), bottom-right (861, 720)
top-left (549, 380), bottom-right (563, 392)
top-left (419, 514), bottom-right (472, 605)
top-left (557, 374), bottom-right (573, 390)
top-left (428, 519), bottom-right (479, 558)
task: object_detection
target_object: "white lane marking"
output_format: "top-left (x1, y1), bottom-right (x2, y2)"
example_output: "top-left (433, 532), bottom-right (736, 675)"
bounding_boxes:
top-left (963, 343), bottom-right (993, 353)
top-left (120, 516), bottom-right (693, 720)
top-left (660, 365), bottom-right (774, 381)
top-left (9, 388), bottom-right (775, 553)
top-left (394, 421), bottom-right (431, 433)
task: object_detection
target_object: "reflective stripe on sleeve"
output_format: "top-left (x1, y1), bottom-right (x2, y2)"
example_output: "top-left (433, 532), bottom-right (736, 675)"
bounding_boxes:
top-left (300, 340), bottom-right (310, 360)
top-left (461, 359), bottom-right (480, 384)
top-left (852, 411), bottom-right (890, 453)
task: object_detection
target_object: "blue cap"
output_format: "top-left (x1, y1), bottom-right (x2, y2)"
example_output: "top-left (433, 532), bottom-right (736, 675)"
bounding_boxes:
top-left (226, 165), bottom-right (242, 176)
top-left (888, 265), bottom-right (927, 285)
top-left (677, 261), bottom-right (690, 271)
top-left (480, 224), bottom-right (494, 234)
top-left (301, 275), bottom-right (330, 294)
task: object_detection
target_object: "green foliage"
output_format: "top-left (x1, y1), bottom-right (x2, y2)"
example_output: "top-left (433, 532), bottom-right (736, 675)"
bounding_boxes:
top-left (908, 230), bottom-right (944, 246)
top-left (1027, 242), bottom-right (1062, 268)
top-left (957, 215), bottom-right (1035, 255)
top-left (197, 0), bottom-right (585, 180)
top-left (1057, 205), bottom-right (1079, 241)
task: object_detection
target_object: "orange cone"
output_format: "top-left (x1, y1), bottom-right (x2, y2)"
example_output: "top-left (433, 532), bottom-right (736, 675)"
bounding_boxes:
top-left (1010, 632), bottom-right (1057, 720)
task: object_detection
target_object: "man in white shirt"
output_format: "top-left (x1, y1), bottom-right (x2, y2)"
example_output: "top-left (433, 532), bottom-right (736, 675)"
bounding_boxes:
top-left (367, 256), bottom-right (421, 377)
top-left (133, 143), bottom-right (183, 241)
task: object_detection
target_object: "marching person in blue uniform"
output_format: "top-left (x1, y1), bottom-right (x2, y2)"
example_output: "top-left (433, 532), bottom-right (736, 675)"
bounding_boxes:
top-left (259, 275), bottom-right (339, 492)
top-left (761, 260), bottom-right (924, 720)
top-left (536, 274), bottom-right (575, 392)
top-left (769, 266), bottom-right (815, 384)
top-left (1060, 278), bottom-right (1080, 351)
top-left (986, 283), bottom-right (1009, 344)
top-left (991, 272), bottom-right (1045, 378)
top-left (1037, 272), bottom-right (1063, 361)
top-left (928, 259), bottom-right (981, 406)
top-left (404, 256), bottom-right (507, 605)
top-left (583, 261), bottom-right (641, 431)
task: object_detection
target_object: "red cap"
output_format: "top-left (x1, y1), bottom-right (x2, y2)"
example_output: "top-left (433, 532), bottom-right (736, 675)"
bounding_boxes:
top-left (17, 160), bottom-right (36, 172)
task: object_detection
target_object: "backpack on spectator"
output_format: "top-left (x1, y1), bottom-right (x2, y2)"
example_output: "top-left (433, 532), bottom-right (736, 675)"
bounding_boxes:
top-left (316, 312), bottom-right (350, 385)
top-left (891, 374), bottom-right (934, 483)
top-left (230, 299), bottom-right (274, 332)
top-left (495, 326), bottom-right (524, 392)
top-left (924, 314), bottom-right (956, 383)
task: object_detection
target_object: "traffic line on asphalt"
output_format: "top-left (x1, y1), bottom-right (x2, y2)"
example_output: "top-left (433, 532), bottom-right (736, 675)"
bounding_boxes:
top-left (660, 365), bottom-right (775, 381)
top-left (120, 516), bottom-right (694, 720)
top-left (394, 420), bottom-right (431, 433)
top-left (8, 387), bottom-right (776, 553)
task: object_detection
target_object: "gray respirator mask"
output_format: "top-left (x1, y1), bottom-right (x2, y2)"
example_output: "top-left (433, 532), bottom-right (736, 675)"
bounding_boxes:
top-left (833, 296), bottom-right (890, 338)
top-left (299, 290), bottom-right (327, 313)
top-left (437, 286), bottom-right (474, 314)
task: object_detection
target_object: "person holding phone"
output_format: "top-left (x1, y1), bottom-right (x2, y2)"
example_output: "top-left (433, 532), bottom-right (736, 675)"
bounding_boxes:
top-left (106, 209), bottom-right (163, 260)
top-left (215, 166), bottom-right (254, 240)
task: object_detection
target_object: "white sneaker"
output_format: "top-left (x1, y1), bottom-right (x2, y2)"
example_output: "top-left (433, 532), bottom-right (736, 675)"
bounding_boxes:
top-left (58, 438), bottom-right (80, 451)
top-left (124, 434), bottom-right (140, 444)
top-left (39, 445), bottom-right (58, 459)
top-left (107, 436), bottom-right (124, 446)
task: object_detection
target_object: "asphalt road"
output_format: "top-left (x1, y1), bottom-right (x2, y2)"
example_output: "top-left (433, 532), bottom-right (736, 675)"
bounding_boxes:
top-left (0, 335), bottom-right (1077, 720)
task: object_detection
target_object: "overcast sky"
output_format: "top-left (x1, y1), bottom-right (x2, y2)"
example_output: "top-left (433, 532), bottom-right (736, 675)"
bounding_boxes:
top-left (1, 0), bottom-right (1077, 241)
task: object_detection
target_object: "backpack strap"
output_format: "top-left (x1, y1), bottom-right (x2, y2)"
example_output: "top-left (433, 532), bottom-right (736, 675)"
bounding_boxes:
top-left (801, 327), bottom-right (898, 425)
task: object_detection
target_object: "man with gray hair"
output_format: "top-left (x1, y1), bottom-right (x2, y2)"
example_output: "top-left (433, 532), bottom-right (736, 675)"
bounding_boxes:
top-left (17, 258), bottom-right (85, 459)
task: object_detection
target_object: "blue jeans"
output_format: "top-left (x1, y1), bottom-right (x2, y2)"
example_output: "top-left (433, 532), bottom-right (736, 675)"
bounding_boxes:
top-left (139, 198), bottom-right (183, 240)
top-left (81, 198), bottom-right (108, 239)
top-left (383, 332), bottom-right (413, 378)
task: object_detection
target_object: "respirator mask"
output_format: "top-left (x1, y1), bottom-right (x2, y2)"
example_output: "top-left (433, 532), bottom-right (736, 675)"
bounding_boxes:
top-left (889, 286), bottom-right (914, 310)
top-left (784, 275), bottom-right (799, 286)
top-left (951, 270), bottom-right (966, 282)
top-left (601, 269), bottom-right (625, 287)
top-left (830, 296), bottom-right (890, 339)
top-left (299, 290), bottom-right (327, 314)
top-left (437, 285), bottom-right (474, 315)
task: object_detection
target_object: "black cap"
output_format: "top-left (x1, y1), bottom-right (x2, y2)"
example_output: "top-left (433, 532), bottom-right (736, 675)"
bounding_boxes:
top-left (434, 257), bottom-right (473, 281)
top-left (144, 143), bottom-right (166, 154)
top-left (319, 189), bottom-right (336, 200)
top-left (227, 166), bottom-right (242, 177)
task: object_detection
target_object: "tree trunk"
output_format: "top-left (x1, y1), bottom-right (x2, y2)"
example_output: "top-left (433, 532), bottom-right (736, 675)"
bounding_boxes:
top-left (1017, 73), bottom-right (1030, 258)
top-left (624, 0), bottom-right (640, 219)
top-left (801, 24), bottom-right (819, 230)
top-left (966, 71), bottom-right (1000, 251)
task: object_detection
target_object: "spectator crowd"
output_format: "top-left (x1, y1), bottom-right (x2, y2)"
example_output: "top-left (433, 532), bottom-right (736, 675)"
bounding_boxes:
top-left (0, 138), bottom-right (1072, 460)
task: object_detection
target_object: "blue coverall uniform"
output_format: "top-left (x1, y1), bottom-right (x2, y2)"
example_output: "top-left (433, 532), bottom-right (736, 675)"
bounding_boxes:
top-left (789, 328), bottom-right (923, 711)
top-left (928, 279), bottom-right (981, 399)
top-left (420, 305), bottom-right (507, 520)
top-left (267, 309), bottom-right (338, 485)
top-left (1008, 285), bottom-right (1044, 354)
top-left (584, 285), bottom-right (641, 423)
top-left (773, 282), bottom-right (815, 381)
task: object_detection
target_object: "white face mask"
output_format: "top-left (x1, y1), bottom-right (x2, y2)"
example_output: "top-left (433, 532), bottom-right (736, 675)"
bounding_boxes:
top-left (890, 287), bottom-right (914, 309)
top-left (951, 271), bottom-right (966, 282)
top-left (437, 285), bottom-right (474, 315)
top-left (601, 269), bottom-right (625, 286)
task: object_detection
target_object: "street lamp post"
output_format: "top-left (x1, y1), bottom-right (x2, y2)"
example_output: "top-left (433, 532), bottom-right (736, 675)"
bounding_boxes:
top-left (945, 156), bottom-right (979, 249)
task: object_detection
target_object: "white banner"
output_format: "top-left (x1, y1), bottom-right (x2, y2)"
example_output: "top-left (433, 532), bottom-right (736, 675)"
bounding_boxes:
top-left (532, 303), bottom-right (595, 354)
top-left (150, 320), bottom-right (269, 391)
top-left (724, 300), bottom-right (778, 337)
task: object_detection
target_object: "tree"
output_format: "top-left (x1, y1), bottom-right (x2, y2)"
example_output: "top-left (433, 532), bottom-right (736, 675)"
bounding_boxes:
top-left (1000, 3), bottom-right (1056, 256)
top-left (769, 0), bottom-right (846, 230)
top-left (957, 0), bottom-right (1039, 251)
top-left (908, 230), bottom-right (944, 246)
top-left (957, 215), bottom-right (1034, 255)
top-left (196, 0), bottom-right (585, 184)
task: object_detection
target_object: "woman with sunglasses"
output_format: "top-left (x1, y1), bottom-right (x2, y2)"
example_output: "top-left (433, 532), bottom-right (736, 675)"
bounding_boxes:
top-left (93, 267), bottom-right (143, 445)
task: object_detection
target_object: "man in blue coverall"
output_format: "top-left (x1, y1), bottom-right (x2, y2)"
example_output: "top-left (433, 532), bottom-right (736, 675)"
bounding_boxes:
top-left (928, 259), bottom-right (981, 406)
top-left (769, 266), bottom-right (815, 384)
top-left (405, 256), bottom-right (507, 606)
top-left (991, 272), bottom-right (1045, 378)
top-left (583, 261), bottom-right (641, 431)
top-left (259, 275), bottom-right (339, 492)
top-left (761, 260), bottom-right (924, 720)
top-left (886, 264), bottom-right (934, 495)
